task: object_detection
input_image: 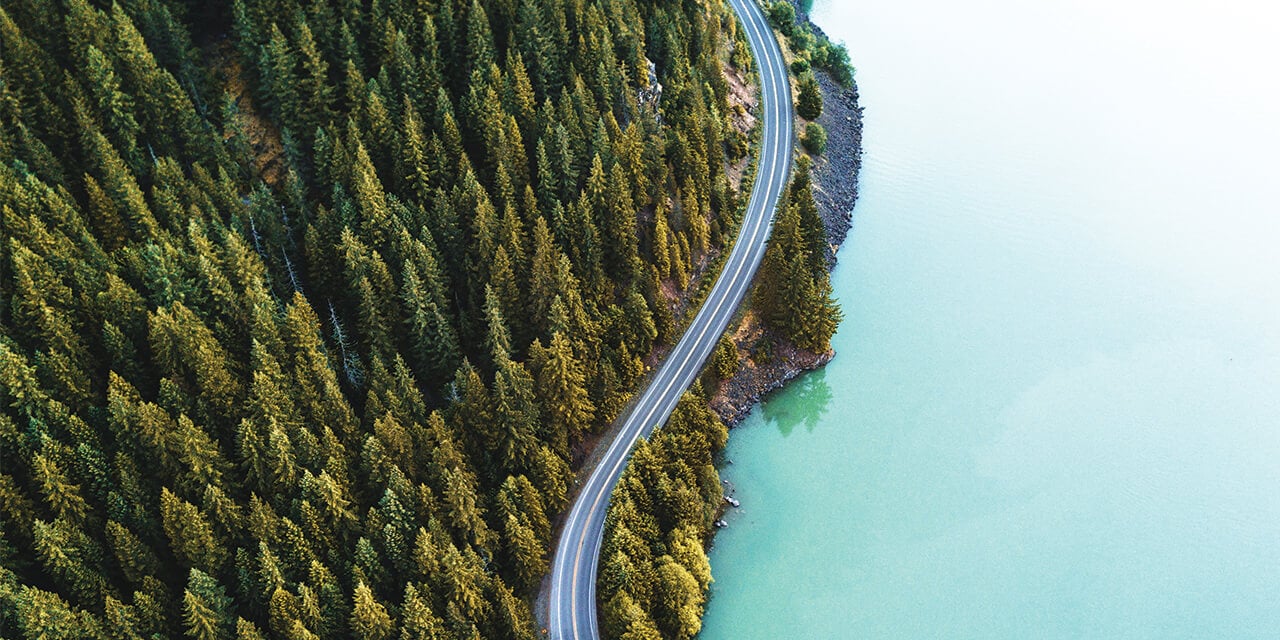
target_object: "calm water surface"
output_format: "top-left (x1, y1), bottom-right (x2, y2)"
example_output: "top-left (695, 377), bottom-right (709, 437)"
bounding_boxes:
top-left (700, 0), bottom-right (1280, 637)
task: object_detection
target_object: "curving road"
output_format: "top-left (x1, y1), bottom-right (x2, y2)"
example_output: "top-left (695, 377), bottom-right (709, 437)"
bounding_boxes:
top-left (546, 0), bottom-right (793, 637)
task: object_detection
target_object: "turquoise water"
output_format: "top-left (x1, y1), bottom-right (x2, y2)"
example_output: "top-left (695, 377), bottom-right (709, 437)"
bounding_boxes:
top-left (700, 0), bottom-right (1280, 637)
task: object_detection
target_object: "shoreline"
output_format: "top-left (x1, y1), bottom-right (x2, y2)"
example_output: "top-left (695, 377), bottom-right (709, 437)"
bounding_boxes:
top-left (710, 2), bottom-right (864, 426)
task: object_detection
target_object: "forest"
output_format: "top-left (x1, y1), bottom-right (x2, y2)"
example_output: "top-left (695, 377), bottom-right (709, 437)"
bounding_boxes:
top-left (0, 0), bottom-right (838, 638)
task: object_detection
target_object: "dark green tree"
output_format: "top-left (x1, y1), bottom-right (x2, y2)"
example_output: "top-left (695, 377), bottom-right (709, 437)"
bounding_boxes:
top-left (183, 568), bottom-right (234, 640)
top-left (797, 72), bottom-right (823, 120)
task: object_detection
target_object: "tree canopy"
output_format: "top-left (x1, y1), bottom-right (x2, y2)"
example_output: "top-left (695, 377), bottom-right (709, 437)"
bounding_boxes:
top-left (753, 159), bottom-right (842, 352)
top-left (0, 0), bottom-right (753, 637)
top-left (598, 389), bottom-right (729, 640)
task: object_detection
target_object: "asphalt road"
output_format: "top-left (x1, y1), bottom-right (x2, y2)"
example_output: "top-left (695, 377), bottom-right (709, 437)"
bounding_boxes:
top-left (545, 0), bottom-right (793, 637)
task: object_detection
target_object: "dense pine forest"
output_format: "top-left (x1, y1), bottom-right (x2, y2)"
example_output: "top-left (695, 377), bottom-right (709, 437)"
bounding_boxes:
top-left (0, 0), bottom-right (840, 636)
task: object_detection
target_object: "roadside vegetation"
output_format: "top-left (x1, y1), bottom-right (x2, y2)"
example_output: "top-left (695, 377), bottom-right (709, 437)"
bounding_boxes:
top-left (597, 389), bottom-right (728, 640)
top-left (753, 160), bottom-right (841, 351)
top-left (596, 4), bottom-right (844, 639)
top-left (765, 1), bottom-right (856, 88)
top-left (802, 122), bottom-right (828, 155)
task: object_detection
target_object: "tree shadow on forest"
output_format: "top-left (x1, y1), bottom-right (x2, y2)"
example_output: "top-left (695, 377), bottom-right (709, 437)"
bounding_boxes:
top-left (763, 368), bottom-right (833, 437)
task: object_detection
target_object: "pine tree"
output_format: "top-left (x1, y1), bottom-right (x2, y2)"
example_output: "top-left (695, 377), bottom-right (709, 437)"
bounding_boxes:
top-left (5, 582), bottom-right (107, 639)
top-left (491, 355), bottom-right (540, 475)
top-left (535, 331), bottom-right (595, 451)
top-left (109, 3), bottom-right (209, 162)
top-left (464, 0), bottom-right (496, 82)
top-left (653, 555), bottom-right (704, 640)
top-left (482, 285), bottom-right (513, 367)
top-left (283, 293), bottom-right (358, 443)
top-left (105, 520), bottom-right (161, 585)
top-left (261, 24), bottom-right (301, 125)
top-left (84, 129), bottom-right (157, 240)
top-left (399, 583), bottom-right (447, 640)
top-left (495, 475), bottom-right (549, 545)
top-left (711, 333), bottom-right (738, 380)
top-left (526, 216), bottom-right (561, 339)
top-left (488, 246), bottom-right (525, 351)
top-left (31, 516), bottom-right (108, 607)
top-left (652, 208), bottom-right (673, 280)
top-left (396, 101), bottom-right (433, 203)
top-left (755, 205), bottom-right (811, 343)
top-left (752, 169), bottom-right (842, 352)
top-left (502, 513), bottom-right (546, 593)
top-left (797, 72), bottom-right (823, 120)
top-left (83, 45), bottom-right (142, 171)
top-left (441, 544), bottom-right (489, 623)
top-left (183, 568), bottom-right (234, 640)
top-left (791, 159), bottom-right (829, 274)
top-left (791, 269), bottom-right (842, 352)
top-left (294, 21), bottom-right (334, 141)
top-left (603, 591), bottom-right (661, 640)
top-left (31, 453), bottom-right (88, 525)
top-left (235, 618), bottom-right (267, 640)
top-left (488, 579), bottom-right (538, 640)
top-left (350, 582), bottom-right (394, 640)
top-left (161, 487), bottom-right (226, 572)
top-left (401, 260), bottom-right (462, 384)
top-left (598, 160), bottom-right (641, 284)
top-left (148, 302), bottom-right (241, 422)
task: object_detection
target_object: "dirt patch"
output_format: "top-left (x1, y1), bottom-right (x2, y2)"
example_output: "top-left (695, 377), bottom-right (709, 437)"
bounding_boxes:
top-left (212, 45), bottom-right (286, 186)
top-left (724, 65), bottom-right (758, 136)
top-left (723, 59), bottom-right (757, 193)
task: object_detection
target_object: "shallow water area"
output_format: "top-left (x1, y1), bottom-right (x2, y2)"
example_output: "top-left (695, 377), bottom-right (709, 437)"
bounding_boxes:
top-left (699, 0), bottom-right (1280, 637)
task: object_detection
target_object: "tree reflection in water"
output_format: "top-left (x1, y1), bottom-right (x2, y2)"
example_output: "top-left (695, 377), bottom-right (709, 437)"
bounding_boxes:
top-left (763, 368), bottom-right (832, 437)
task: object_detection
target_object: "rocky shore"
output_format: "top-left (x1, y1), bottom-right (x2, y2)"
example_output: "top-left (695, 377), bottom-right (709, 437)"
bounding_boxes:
top-left (710, 5), bottom-right (864, 427)
top-left (809, 68), bottom-right (864, 254)
top-left (710, 311), bottom-right (835, 425)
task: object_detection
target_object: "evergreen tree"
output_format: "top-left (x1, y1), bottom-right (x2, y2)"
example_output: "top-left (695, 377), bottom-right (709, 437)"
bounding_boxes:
top-left (401, 259), bottom-right (461, 384)
top-left (183, 568), bottom-right (234, 640)
top-left (534, 332), bottom-right (595, 451)
top-left (754, 174), bottom-right (841, 351)
top-left (653, 556), bottom-right (704, 640)
top-left (294, 21), bottom-right (334, 141)
top-left (711, 332), bottom-right (739, 380)
top-left (398, 583), bottom-right (446, 640)
top-left (797, 72), bottom-right (823, 120)
top-left (502, 513), bottom-right (546, 593)
top-left (261, 25), bottom-right (301, 126)
top-left (350, 582), bottom-right (393, 640)
top-left (464, 0), bottom-right (496, 81)
top-left (161, 488), bottom-right (226, 572)
top-left (83, 45), bottom-right (142, 171)
top-left (31, 453), bottom-right (89, 526)
top-left (105, 521), bottom-right (161, 585)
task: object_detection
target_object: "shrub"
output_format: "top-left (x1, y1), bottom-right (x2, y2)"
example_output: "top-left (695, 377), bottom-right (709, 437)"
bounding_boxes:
top-left (826, 43), bottom-right (856, 87)
top-left (788, 28), bottom-right (815, 55)
top-left (790, 58), bottom-right (811, 75)
top-left (767, 2), bottom-right (796, 35)
top-left (802, 122), bottom-right (827, 155)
